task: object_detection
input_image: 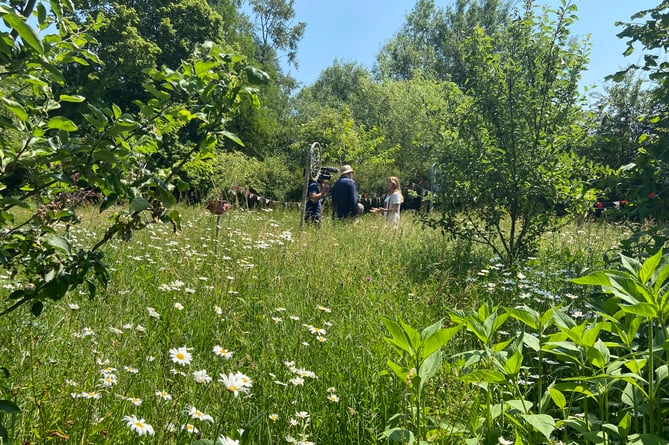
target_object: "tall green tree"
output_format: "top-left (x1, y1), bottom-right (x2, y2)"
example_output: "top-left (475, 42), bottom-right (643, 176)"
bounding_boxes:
top-left (65, 0), bottom-right (224, 108)
top-left (588, 71), bottom-right (655, 170)
top-left (375, 0), bottom-right (511, 85)
top-left (426, 1), bottom-right (593, 265)
top-left (247, 0), bottom-right (305, 68)
top-left (609, 1), bottom-right (669, 225)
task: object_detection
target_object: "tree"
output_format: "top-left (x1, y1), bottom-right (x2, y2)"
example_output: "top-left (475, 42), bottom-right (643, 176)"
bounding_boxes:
top-left (588, 71), bottom-right (655, 170)
top-left (375, 0), bottom-right (511, 85)
top-left (247, 0), bottom-right (305, 68)
top-left (0, 0), bottom-right (266, 316)
top-left (65, 0), bottom-right (225, 108)
top-left (425, 1), bottom-right (593, 265)
top-left (608, 2), bottom-right (669, 225)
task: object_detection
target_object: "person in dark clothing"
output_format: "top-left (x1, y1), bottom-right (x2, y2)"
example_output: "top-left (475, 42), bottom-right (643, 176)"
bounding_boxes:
top-left (305, 177), bottom-right (328, 224)
top-left (330, 164), bottom-right (359, 219)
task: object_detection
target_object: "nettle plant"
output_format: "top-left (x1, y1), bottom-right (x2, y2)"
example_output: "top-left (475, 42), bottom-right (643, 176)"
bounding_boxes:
top-left (384, 249), bottom-right (669, 444)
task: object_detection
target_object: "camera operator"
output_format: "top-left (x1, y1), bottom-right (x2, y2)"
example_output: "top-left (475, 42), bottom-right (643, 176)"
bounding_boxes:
top-left (305, 174), bottom-right (329, 225)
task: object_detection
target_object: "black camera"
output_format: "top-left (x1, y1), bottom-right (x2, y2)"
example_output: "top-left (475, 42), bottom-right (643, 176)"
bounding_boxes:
top-left (317, 167), bottom-right (339, 182)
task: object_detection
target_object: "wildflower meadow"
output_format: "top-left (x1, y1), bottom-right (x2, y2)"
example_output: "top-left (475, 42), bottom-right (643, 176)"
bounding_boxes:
top-left (2, 206), bottom-right (661, 444)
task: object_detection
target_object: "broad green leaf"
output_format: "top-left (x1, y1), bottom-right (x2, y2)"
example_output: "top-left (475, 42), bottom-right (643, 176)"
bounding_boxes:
top-left (549, 386), bottom-right (566, 410)
top-left (639, 247), bottom-right (663, 284)
top-left (571, 270), bottom-right (613, 287)
top-left (617, 302), bottom-right (657, 318)
top-left (520, 414), bottom-right (555, 441)
top-left (460, 369), bottom-right (506, 384)
top-left (420, 325), bottom-right (461, 360)
top-left (243, 66), bottom-right (270, 84)
top-left (47, 236), bottom-right (71, 254)
top-left (2, 12), bottom-right (43, 54)
top-left (221, 130), bottom-right (244, 147)
top-left (623, 359), bottom-right (647, 373)
top-left (418, 350), bottom-right (442, 388)
top-left (47, 116), bottom-right (78, 132)
top-left (1, 98), bottom-right (28, 122)
top-left (507, 307), bottom-right (539, 330)
top-left (382, 317), bottom-right (411, 354)
top-left (620, 254), bottom-right (642, 276)
top-left (130, 197), bottom-right (151, 212)
top-left (522, 332), bottom-right (540, 351)
top-left (504, 348), bottom-right (523, 376)
top-left (386, 360), bottom-right (408, 382)
top-left (399, 319), bottom-right (421, 352)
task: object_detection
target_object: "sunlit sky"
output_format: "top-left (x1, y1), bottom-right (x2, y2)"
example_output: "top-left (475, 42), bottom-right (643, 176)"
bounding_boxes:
top-left (281, 0), bottom-right (659, 92)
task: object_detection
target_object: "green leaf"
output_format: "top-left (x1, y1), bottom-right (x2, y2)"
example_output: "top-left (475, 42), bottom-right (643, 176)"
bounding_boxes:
top-left (2, 12), bottom-right (43, 54)
top-left (504, 348), bottom-right (523, 376)
top-left (520, 414), bottom-right (555, 441)
top-left (386, 359), bottom-right (408, 382)
top-left (382, 317), bottom-right (411, 354)
top-left (639, 248), bottom-right (663, 284)
top-left (47, 236), bottom-right (71, 254)
top-left (571, 270), bottom-right (613, 287)
top-left (59, 94), bottom-right (86, 103)
top-left (47, 116), bottom-right (78, 132)
top-left (243, 66), bottom-right (270, 84)
top-left (130, 197), bottom-right (152, 212)
top-left (0, 400), bottom-right (20, 414)
top-left (1, 98), bottom-right (28, 122)
top-left (420, 325), bottom-right (461, 360)
top-left (617, 302), bottom-right (657, 318)
top-left (549, 386), bottom-right (566, 410)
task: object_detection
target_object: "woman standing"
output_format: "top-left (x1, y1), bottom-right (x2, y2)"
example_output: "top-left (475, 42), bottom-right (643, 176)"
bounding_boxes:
top-left (370, 176), bottom-right (404, 227)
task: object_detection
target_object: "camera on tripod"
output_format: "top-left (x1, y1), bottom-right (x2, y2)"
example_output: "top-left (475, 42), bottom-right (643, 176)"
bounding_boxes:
top-left (317, 167), bottom-right (339, 182)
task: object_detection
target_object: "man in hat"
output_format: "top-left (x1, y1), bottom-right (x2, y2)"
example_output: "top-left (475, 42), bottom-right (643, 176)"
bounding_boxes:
top-left (330, 164), bottom-right (359, 219)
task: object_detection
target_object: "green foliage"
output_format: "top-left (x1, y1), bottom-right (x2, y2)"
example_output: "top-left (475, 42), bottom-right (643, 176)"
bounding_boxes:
top-left (0, 0), bottom-right (265, 315)
top-left (381, 317), bottom-right (462, 443)
top-left (609, 3), bottom-right (669, 223)
top-left (425, 1), bottom-right (593, 266)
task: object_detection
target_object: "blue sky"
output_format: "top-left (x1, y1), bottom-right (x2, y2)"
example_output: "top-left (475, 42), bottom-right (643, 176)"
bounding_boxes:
top-left (282, 0), bottom-right (659, 92)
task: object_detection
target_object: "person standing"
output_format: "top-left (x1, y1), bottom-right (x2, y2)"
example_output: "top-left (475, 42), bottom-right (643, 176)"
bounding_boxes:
top-left (370, 176), bottom-right (404, 227)
top-left (330, 164), bottom-right (359, 219)
top-left (304, 177), bottom-right (328, 224)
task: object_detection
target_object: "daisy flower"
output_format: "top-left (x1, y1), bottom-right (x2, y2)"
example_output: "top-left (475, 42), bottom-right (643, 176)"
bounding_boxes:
top-left (268, 414), bottom-right (279, 422)
top-left (219, 372), bottom-right (248, 397)
top-left (155, 390), bottom-right (172, 400)
top-left (235, 372), bottom-right (253, 389)
top-left (80, 391), bottom-right (101, 399)
top-left (308, 326), bottom-right (326, 336)
top-left (219, 436), bottom-right (240, 445)
top-left (193, 369), bottom-right (212, 384)
top-left (186, 406), bottom-right (214, 423)
top-left (327, 394), bottom-right (339, 402)
top-left (169, 346), bottom-right (193, 366)
top-left (147, 307), bottom-right (160, 318)
top-left (213, 345), bottom-right (233, 359)
top-left (174, 302), bottom-right (184, 311)
top-left (98, 374), bottom-right (117, 387)
top-left (68, 303), bottom-right (80, 310)
top-left (182, 424), bottom-right (199, 434)
top-left (122, 415), bottom-right (155, 436)
top-left (289, 377), bottom-right (304, 386)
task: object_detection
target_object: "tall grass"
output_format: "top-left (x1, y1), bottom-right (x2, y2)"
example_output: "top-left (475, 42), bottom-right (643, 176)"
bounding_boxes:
top-left (0, 207), bottom-right (625, 444)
